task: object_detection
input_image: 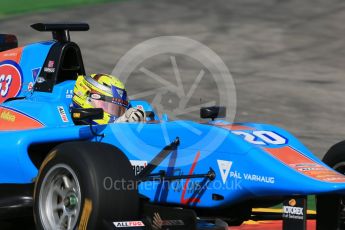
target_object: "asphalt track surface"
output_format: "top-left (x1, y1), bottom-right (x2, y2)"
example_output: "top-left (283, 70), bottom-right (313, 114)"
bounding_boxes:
top-left (2, 1), bottom-right (345, 158)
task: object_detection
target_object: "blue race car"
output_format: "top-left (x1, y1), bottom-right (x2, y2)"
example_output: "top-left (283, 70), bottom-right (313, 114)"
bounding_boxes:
top-left (0, 23), bottom-right (344, 230)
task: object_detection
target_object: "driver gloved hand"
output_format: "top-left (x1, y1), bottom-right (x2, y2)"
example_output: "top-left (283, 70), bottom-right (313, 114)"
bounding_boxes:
top-left (116, 108), bottom-right (146, 123)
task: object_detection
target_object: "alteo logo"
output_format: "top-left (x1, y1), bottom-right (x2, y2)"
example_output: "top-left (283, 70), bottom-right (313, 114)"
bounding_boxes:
top-left (0, 61), bottom-right (23, 103)
top-left (113, 221), bottom-right (145, 228)
top-left (0, 111), bottom-right (15, 122)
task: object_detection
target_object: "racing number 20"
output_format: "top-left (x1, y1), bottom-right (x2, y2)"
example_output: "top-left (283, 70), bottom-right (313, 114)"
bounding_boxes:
top-left (232, 130), bottom-right (287, 146)
top-left (0, 74), bottom-right (12, 97)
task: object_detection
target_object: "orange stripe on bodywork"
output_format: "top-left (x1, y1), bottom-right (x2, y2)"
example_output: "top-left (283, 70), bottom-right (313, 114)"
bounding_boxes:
top-left (220, 125), bottom-right (255, 131)
top-left (264, 146), bottom-right (345, 182)
top-left (209, 123), bottom-right (255, 131)
top-left (0, 47), bottom-right (23, 63)
top-left (0, 107), bottom-right (43, 131)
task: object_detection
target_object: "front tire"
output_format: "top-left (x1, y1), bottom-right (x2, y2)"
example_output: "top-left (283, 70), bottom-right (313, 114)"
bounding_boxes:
top-left (317, 141), bottom-right (345, 230)
top-left (34, 142), bottom-right (139, 230)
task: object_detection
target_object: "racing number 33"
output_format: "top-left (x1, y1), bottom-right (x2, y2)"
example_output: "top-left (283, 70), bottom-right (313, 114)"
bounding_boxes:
top-left (0, 74), bottom-right (12, 97)
top-left (0, 61), bottom-right (23, 103)
top-left (232, 130), bottom-right (287, 146)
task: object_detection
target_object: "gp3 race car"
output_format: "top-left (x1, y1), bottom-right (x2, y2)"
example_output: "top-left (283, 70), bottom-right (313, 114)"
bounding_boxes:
top-left (0, 23), bottom-right (344, 230)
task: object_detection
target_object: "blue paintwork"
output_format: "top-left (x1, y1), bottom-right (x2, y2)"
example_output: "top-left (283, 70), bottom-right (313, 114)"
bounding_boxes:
top-left (1, 39), bottom-right (345, 210)
top-left (18, 41), bottom-right (55, 97)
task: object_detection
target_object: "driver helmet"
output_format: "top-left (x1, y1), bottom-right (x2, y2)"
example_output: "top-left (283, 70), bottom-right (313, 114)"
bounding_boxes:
top-left (72, 73), bottom-right (129, 124)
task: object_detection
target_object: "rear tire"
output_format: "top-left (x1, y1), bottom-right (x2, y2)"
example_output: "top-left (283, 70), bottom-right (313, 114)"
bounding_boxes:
top-left (317, 141), bottom-right (345, 230)
top-left (33, 141), bottom-right (139, 230)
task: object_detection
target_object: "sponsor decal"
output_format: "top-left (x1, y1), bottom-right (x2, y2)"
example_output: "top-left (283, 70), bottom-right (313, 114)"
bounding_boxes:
top-left (113, 221), bottom-right (145, 228)
top-left (217, 160), bottom-right (275, 184)
top-left (297, 167), bottom-right (324, 172)
top-left (0, 110), bottom-right (15, 122)
top-left (283, 206), bottom-right (304, 219)
top-left (57, 106), bottom-right (69, 122)
top-left (44, 67), bottom-right (55, 73)
top-left (111, 85), bottom-right (127, 100)
top-left (291, 163), bottom-right (325, 172)
top-left (0, 107), bottom-right (43, 130)
top-left (130, 160), bottom-right (147, 176)
top-left (243, 173), bottom-right (275, 184)
top-left (48, 60), bottom-right (54, 68)
top-left (292, 163), bottom-right (318, 167)
top-left (90, 93), bottom-right (101, 100)
top-left (264, 146), bottom-right (345, 182)
top-left (0, 47), bottom-right (23, 63)
top-left (136, 105), bottom-right (144, 110)
top-left (28, 82), bottom-right (33, 91)
top-left (31, 67), bottom-right (41, 80)
top-left (0, 61), bottom-right (23, 103)
top-left (36, 77), bottom-right (45, 83)
top-left (66, 89), bottom-right (73, 99)
top-left (116, 89), bottom-right (124, 98)
top-left (282, 198), bottom-right (306, 222)
top-left (217, 160), bottom-right (232, 184)
top-left (289, 199), bottom-right (297, 206)
top-left (3, 53), bottom-right (17, 57)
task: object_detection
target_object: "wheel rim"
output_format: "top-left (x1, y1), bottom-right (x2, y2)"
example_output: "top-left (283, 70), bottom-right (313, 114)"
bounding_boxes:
top-left (39, 164), bottom-right (82, 230)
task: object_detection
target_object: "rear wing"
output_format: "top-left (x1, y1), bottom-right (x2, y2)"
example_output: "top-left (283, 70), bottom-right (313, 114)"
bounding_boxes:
top-left (0, 23), bottom-right (88, 104)
top-left (31, 23), bottom-right (89, 42)
top-left (31, 23), bottom-right (89, 92)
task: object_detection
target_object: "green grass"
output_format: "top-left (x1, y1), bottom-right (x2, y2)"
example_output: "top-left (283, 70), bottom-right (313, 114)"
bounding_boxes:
top-left (307, 195), bottom-right (316, 210)
top-left (0, 0), bottom-right (119, 18)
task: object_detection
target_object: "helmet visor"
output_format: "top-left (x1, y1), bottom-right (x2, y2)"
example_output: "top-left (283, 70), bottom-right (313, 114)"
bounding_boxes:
top-left (89, 98), bottom-right (126, 118)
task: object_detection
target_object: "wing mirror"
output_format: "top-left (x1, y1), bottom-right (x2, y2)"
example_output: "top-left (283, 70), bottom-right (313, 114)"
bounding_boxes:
top-left (71, 108), bottom-right (104, 137)
top-left (200, 106), bottom-right (226, 121)
top-left (71, 108), bottom-right (103, 122)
